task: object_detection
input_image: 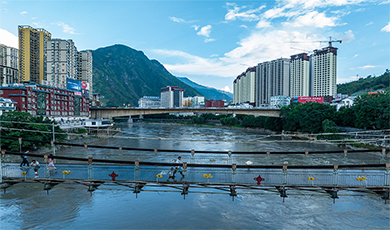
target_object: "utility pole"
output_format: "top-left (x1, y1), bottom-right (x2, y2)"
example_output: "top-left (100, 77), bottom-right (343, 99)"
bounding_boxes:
top-left (53, 122), bottom-right (55, 156)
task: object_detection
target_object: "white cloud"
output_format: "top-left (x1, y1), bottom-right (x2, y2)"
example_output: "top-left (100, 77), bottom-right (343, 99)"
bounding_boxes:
top-left (256, 20), bottom-right (271, 28)
top-left (222, 86), bottom-right (232, 93)
top-left (191, 25), bottom-right (199, 30)
top-left (381, 22), bottom-right (390, 32)
top-left (366, 21), bottom-right (373, 26)
top-left (225, 3), bottom-right (265, 21)
top-left (283, 11), bottom-right (337, 28)
top-left (353, 54), bottom-right (359, 58)
top-left (240, 25), bottom-right (248, 29)
top-left (205, 38), bottom-right (216, 43)
top-left (57, 22), bottom-right (76, 34)
top-left (169, 16), bottom-right (185, 23)
top-left (358, 65), bottom-right (378, 69)
top-left (197, 25), bottom-right (212, 37)
top-left (221, 29), bottom-right (325, 65)
top-left (0, 28), bottom-right (18, 48)
top-left (340, 30), bottom-right (355, 42)
top-left (152, 49), bottom-right (243, 78)
top-left (20, 11), bottom-right (27, 15)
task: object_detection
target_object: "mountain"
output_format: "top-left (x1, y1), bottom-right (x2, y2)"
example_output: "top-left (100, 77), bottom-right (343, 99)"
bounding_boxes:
top-left (92, 44), bottom-right (202, 106)
top-left (337, 71), bottom-right (389, 95)
top-left (177, 77), bottom-right (233, 101)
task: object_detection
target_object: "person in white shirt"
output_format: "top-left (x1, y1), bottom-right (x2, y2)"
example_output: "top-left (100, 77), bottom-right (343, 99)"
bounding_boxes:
top-left (30, 160), bottom-right (40, 178)
top-left (174, 156), bottom-right (184, 177)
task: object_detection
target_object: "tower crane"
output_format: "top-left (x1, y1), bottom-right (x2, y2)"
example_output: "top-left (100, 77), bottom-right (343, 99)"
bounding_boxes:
top-left (286, 36), bottom-right (342, 47)
top-left (290, 47), bottom-right (313, 54)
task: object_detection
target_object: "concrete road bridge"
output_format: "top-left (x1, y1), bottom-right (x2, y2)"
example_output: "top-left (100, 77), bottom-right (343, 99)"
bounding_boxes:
top-left (90, 107), bottom-right (280, 119)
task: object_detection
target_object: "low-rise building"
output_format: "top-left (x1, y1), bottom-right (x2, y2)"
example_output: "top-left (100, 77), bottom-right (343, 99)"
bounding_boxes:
top-left (0, 82), bottom-right (89, 116)
top-left (205, 100), bottom-right (224, 108)
top-left (138, 96), bottom-right (161, 108)
top-left (270, 95), bottom-right (291, 108)
top-left (0, 97), bottom-right (17, 115)
top-left (331, 96), bottom-right (356, 111)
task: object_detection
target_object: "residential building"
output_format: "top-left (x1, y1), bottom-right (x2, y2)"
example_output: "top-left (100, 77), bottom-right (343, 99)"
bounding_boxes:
top-left (161, 86), bottom-right (183, 108)
top-left (270, 95), bottom-right (291, 108)
top-left (233, 67), bottom-right (256, 105)
top-left (138, 96), bottom-right (161, 108)
top-left (255, 58), bottom-right (290, 107)
top-left (18, 25), bottom-right (51, 84)
top-left (330, 96), bottom-right (356, 111)
top-left (91, 93), bottom-right (101, 107)
top-left (78, 50), bottom-right (93, 98)
top-left (45, 39), bottom-right (79, 89)
top-left (0, 97), bottom-right (17, 115)
top-left (312, 46), bottom-right (337, 97)
top-left (0, 44), bottom-right (18, 85)
top-left (290, 53), bottom-right (310, 97)
top-left (0, 82), bottom-right (89, 116)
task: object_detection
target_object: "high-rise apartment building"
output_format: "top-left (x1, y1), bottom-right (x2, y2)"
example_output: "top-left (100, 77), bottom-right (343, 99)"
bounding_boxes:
top-left (233, 67), bottom-right (256, 105)
top-left (290, 53), bottom-right (310, 97)
top-left (46, 39), bottom-right (79, 89)
top-left (18, 25), bottom-right (51, 84)
top-left (77, 50), bottom-right (93, 98)
top-left (255, 58), bottom-right (290, 106)
top-left (161, 86), bottom-right (184, 108)
top-left (0, 44), bottom-right (18, 85)
top-left (312, 46), bottom-right (337, 97)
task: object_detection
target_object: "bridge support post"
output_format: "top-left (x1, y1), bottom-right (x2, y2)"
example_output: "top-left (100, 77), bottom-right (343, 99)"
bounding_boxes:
top-left (190, 149), bottom-right (195, 163)
top-left (228, 151), bottom-right (232, 164)
top-left (0, 150), bottom-right (4, 183)
top-left (385, 163), bottom-right (390, 186)
top-left (333, 164), bottom-right (339, 186)
top-left (134, 160), bottom-right (140, 181)
top-left (128, 116), bottom-right (133, 123)
top-left (88, 157), bottom-right (93, 180)
top-left (380, 148), bottom-right (387, 163)
top-left (183, 162), bottom-right (187, 183)
top-left (232, 164), bottom-right (237, 183)
top-left (139, 115), bottom-right (144, 120)
top-left (282, 162), bottom-right (288, 185)
top-left (154, 149), bottom-right (158, 156)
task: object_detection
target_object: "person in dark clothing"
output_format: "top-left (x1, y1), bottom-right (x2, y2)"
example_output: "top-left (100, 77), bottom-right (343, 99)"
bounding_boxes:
top-left (20, 151), bottom-right (30, 167)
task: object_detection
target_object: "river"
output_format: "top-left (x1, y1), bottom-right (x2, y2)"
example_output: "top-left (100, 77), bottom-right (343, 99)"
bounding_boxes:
top-left (1, 122), bottom-right (389, 229)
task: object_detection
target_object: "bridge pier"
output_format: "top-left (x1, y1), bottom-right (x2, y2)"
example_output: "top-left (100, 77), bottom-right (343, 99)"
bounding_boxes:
top-left (128, 116), bottom-right (133, 123)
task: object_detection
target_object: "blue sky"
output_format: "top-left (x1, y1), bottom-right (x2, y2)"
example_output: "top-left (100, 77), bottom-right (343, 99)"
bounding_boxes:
top-left (0, 0), bottom-right (389, 92)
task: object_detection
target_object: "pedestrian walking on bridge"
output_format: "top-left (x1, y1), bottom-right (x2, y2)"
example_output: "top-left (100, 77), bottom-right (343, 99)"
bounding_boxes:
top-left (20, 151), bottom-right (30, 167)
top-left (30, 159), bottom-right (40, 178)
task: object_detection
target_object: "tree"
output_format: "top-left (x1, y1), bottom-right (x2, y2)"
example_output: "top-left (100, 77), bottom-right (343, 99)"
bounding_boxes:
top-left (0, 111), bottom-right (66, 151)
top-left (280, 102), bottom-right (336, 133)
top-left (352, 92), bottom-right (390, 129)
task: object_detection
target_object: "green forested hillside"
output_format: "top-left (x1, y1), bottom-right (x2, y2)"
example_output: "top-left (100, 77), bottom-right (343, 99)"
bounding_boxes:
top-left (92, 44), bottom-right (202, 106)
top-left (337, 71), bottom-right (389, 95)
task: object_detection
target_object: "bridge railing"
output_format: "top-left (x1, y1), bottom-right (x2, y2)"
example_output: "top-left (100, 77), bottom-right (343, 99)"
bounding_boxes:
top-left (4, 164), bottom-right (389, 187)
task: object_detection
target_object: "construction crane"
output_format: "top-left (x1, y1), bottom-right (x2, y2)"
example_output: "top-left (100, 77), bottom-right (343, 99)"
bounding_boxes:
top-left (286, 36), bottom-right (342, 47)
top-left (290, 47), bottom-right (313, 54)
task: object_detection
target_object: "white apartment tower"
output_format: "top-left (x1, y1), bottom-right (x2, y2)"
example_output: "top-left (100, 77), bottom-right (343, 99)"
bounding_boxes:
top-left (290, 53), bottom-right (310, 97)
top-left (312, 46), bottom-right (337, 97)
top-left (0, 44), bottom-right (18, 85)
top-left (161, 86), bottom-right (184, 108)
top-left (233, 67), bottom-right (256, 105)
top-left (255, 58), bottom-right (290, 106)
top-left (78, 50), bottom-right (93, 98)
top-left (46, 39), bottom-right (79, 89)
